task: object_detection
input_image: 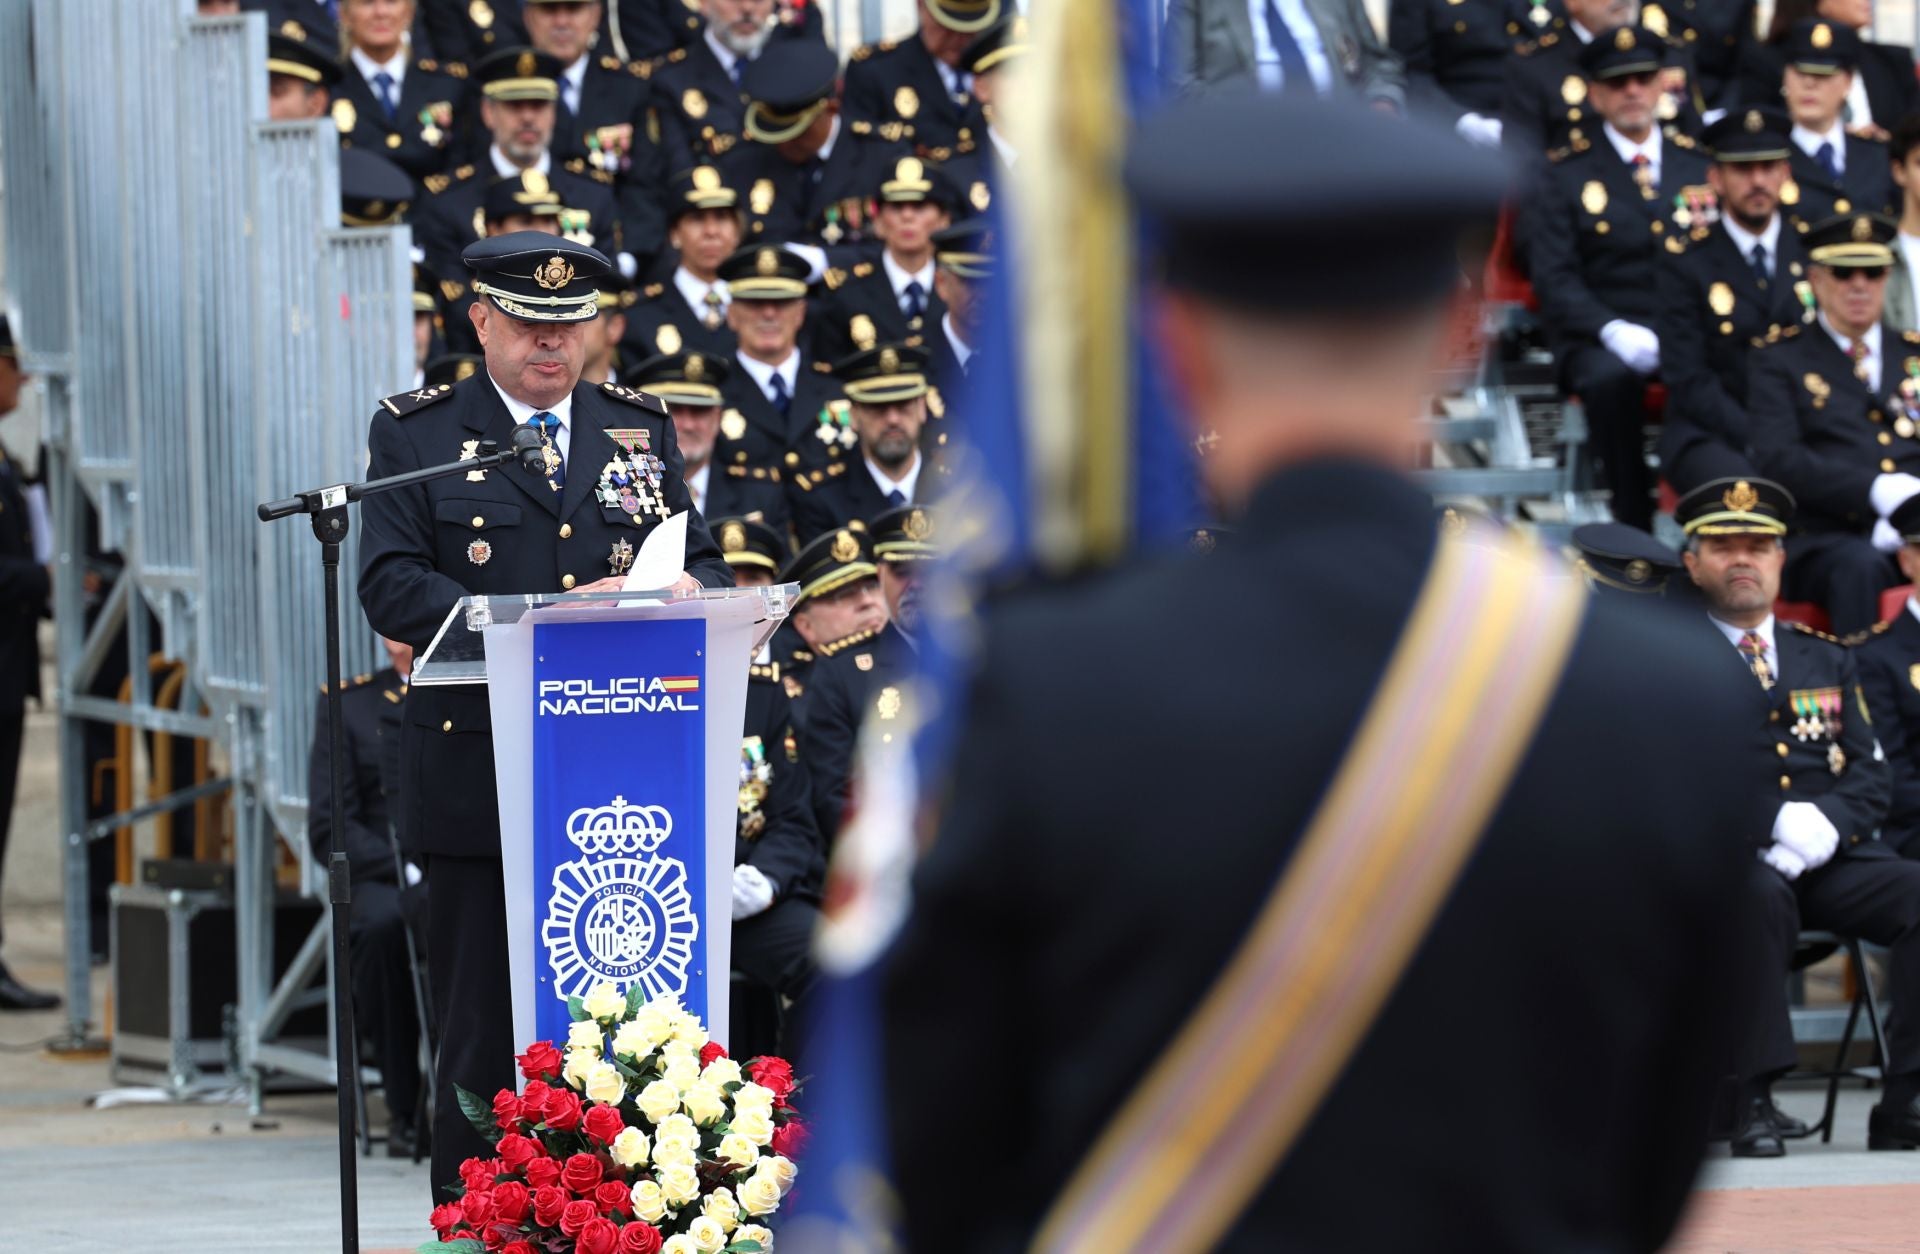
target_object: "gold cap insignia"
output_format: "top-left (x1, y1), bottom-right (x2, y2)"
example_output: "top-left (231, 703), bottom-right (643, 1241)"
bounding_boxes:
top-left (1625, 558), bottom-right (1652, 584)
top-left (533, 256), bottom-right (575, 290)
top-left (523, 169), bottom-right (549, 196)
top-left (720, 521), bottom-right (747, 552)
top-left (1614, 27), bottom-right (1634, 49)
top-left (903, 508), bottom-right (932, 541)
top-left (1854, 215), bottom-right (1874, 242)
top-left (692, 165), bottom-right (721, 191)
top-left (971, 181), bottom-right (991, 211)
top-left (879, 346), bottom-right (899, 374)
top-left (470, 0), bottom-right (494, 27)
top-left (517, 50), bottom-right (537, 77)
top-left (1745, 110), bottom-right (1763, 132)
top-left (851, 313), bottom-right (876, 350)
top-left (1909, 662), bottom-right (1920, 691)
top-left (1812, 21), bottom-right (1832, 48)
top-left (1642, 5), bottom-right (1668, 35)
top-left (685, 354), bottom-right (705, 381)
top-left (332, 98), bottom-right (358, 133)
top-left (656, 324), bottom-right (682, 354)
top-left (1723, 480), bottom-right (1760, 512)
top-left (756, 248), bottom-right (779, 276)
top-left (896, 156), bottom-right (924, 183)
top-left (830, 529), bottom-right (860, 563)
top-left (280, 19), bottom-right (306, 39)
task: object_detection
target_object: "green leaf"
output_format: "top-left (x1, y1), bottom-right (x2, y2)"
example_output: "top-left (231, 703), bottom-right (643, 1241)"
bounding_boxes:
top-left (567, 994), bottom-right (588, 1023)
top-left (454, 1083), bottom-right (500, 1145)
top-left (418, 1241), bottom-right (485, 1254)
top-left (724, 1243), bottom-right (765, 1253)
top-left (626, 982), bottom-right (649, 1017)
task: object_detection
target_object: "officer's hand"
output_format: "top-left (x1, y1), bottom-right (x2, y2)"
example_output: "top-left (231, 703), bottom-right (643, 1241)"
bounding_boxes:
top-left (1762, 842), bottom-right (1807, 881)
top-left (1874, 518), bottom-right (1905, 553)
top-left (732, 864), bottom-right (775, 919)
top-left (1454, 113), bottom-right (1503, 148)
top-left (666, 572), bottom-right (702, 598)
top-left (1600, 320), bottom-right (1660, 375)
top-left (1772, 800), bottom-right (1840, 870)
top-left (574, 576), bottom-right (631, 595)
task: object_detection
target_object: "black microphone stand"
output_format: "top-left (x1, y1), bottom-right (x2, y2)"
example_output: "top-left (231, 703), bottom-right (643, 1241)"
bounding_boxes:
top-left (256, 438), bottom-right (525, 1254)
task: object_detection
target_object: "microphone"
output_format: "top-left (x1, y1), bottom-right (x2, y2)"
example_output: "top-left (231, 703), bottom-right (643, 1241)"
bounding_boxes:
top-left (510, 423), bottom-right (549, 474)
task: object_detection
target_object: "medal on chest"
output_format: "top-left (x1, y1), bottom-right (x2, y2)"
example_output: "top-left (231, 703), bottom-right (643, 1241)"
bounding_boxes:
top-left (815, 398), bottom-right (858, 451)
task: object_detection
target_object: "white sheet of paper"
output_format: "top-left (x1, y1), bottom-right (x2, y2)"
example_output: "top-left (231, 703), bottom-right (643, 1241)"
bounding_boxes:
top-left (621, 509), bottom-right (688, 591)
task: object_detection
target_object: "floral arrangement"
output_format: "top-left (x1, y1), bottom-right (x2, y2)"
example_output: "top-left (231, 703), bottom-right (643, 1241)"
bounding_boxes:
top-left (420, 982), bottom-right (805, 1254)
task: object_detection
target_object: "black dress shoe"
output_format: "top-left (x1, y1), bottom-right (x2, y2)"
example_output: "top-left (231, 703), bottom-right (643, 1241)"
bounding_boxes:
top-left (0, 963), bottom-right (60, 1012)
top-left (387, 1115), bottom-right (422, 1159)
top-left (1868, 1093), bottom-right (1920, 1151)
top-left (1731, 1097), bottom-right (1786, 1158)
top-left (1768, 1099), bottom-right (1810, 1139)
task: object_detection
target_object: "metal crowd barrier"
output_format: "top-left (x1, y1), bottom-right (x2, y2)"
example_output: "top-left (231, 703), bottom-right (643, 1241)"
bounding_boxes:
top-left (0, 0), bottom-right (411, 1100)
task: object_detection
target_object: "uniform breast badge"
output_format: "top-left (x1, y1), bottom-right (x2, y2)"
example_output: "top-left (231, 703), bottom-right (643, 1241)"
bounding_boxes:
top-left (543, 797), bottom-right (699, 1004)
top-left (468, 538), bottom-right (493, 565)
top-left (608, 536), bottom-right (635, 576)
top-left (1830, 743), bottom-right (1848, 775)
top-left (738, 737), bottom-right (772, 839)
top-left (460, 439), bottom-right (489, 481)
top-left (816, 399), bottom-right (858, 451)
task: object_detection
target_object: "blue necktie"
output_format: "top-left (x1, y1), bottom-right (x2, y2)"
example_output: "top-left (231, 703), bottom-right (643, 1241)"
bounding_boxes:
top-left (728, 57), bottom-right (744, 88)
top-left (321, 0), bottom-right (339, 20)
top-left (768, 372), bottom-right (790, 419)
top-left (1750, 242), bottom-right (1770, 286)
top-left (372, 70), bottom-right (398, 122)
top-left (1816, 140), bottom-right (1839, 181)
top-left (902, 280), bottom-right (926, 320)
top-left (1262, 0), bottom-right (1316, 96)
top-left (886, 488), bottom-right (907, 507)
top-left (529, 411), bottom-right (565, 489)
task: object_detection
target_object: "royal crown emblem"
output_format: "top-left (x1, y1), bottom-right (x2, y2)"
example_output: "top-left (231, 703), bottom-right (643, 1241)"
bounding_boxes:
top-left (280, 19), bottom-right (306, 38)
top-left (896, 156), bottom-right (924, 184)
top-left (1724, 480), bottom-right (1760, 513)
top-left (533, 255), bottom-right (574, 290)
top-left (655, 323), bottom-right (682, 354)
top-left (543, 796), bottom-right (699, 1004)
top-left (523, 168), bottom-right (549, 197)
top-left (830, 529), bottom-right (860, 563)
top-left (903, 507), bottom-right (932, 541)
top-left (851, 313), bottom-right (877, 351)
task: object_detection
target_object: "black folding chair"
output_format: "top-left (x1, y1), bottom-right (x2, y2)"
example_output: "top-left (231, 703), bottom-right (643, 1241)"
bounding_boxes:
top-left (1785, 930), bottom-right (1893, 1142)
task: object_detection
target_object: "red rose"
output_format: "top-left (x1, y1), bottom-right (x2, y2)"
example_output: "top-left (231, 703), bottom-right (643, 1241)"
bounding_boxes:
top-left (491, 1180), bottom-right (532, 1225)
top-left (518, 1040), bottom-right (564, 1081)
top-left (544, 1088), bottom-right (584, 1133)
top-left (491, 1087), bottom-right (524, 1132)
top-left (577, 1216), bottom-right (620, 1254)
top-left (495, 1133), bottom-right (541, 1171)
top-left (520, 1080), bottom-right (553, 1123)
top-left (560, 1151), bottom-right (604, 1194)
top-left (532, 1184), bottom-right (568, 1228)
top-left (771, 1116), bottom-right (809, 1159)
top-left (748, 1056), bottom-right (797, 1101)
top-left (429, 1202), bottom-right (464, 1235)
top-left (593, 1179), bottom-right (631, 1216)
top-left (460, 1190), bottom-right (497, 1229)
top-left (502, 1244), bottom-right (536, 1254)
top-left (459, 1157), bottom-right (497, 1196)
top-left (618, 1222), bottom-right (665, 1254)
top-left (559, 1198), bottom-right (598, 1237)
top-left (699, 1041), bottom-right (728, 1067)
top-left (525, 1157), bottom-right (563, 1190)
top-left (581, 1104), bottom-right (627, 1147)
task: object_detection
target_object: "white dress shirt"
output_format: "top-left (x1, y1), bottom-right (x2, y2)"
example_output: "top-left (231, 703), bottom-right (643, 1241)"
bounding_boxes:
top-left (1245, 0), bottom-right (1334, 95)
top-left (1604, 122), bottom-right (1661, 185)
top-left (942, 314), bottom-right (974, 373)
top-left (560, 54), bottom-right (589, 115)
top-left (882, 251), bottom-right (936, 315)
top-left (674, 266), bottom-right (729, 322)
top-left (932, 57), bottom-right (972, 100)
top-left (1570, 21), bottom-right (1596, 42)
top-left (1846, 71), bottom-right (1873, 132)
top-left (350, 45), bottom-right (408, 97)
top-left (737, 349), bottom-right (801, 407)
top-left (704, 27), bottom-right (742, 80)
top-left (687, 463), bottom-right (711, 515)
top-left (1712, 612), bottom-right (1777, 683)
top-left (1792, 120), bottom-right (1848, 174)
top-left (489, 374), bottom-right (574, 464)
top-left (866, 453), bottom-right (922, 504)
top-left (490, 146), bottom-right (552, 179)
top-left (1820, 312), bottom-right (1881, 390)
top-left (1722, 213), bottom-right (1783, 281)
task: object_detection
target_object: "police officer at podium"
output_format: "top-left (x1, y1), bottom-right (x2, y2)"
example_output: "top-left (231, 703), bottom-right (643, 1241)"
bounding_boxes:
top-left (357, 231), bottom-right (732, 1197)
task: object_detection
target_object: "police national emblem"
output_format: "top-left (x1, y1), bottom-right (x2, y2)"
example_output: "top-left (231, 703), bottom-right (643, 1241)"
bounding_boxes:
top-left (720, 520), bottom-right (748, 552)
top-left (543, 796), bottom-right (700, 1003)
top-left (830, 528), bottom-right (861, 563)
top-left (1724, 479), bottom-right (1760, 512)
top-left (534, 255), bottom-right (576, 290)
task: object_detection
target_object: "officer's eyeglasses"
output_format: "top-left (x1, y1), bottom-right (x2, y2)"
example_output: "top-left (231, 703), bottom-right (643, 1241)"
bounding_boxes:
top-left (1838, 266), bottom-right (1890, 282)
top-left (1606, 71), bottom-right (1660, 88)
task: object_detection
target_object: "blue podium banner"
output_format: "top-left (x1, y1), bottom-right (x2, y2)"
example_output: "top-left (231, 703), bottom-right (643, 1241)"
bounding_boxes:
top-left (530, 617), bottom-right (709, 1048)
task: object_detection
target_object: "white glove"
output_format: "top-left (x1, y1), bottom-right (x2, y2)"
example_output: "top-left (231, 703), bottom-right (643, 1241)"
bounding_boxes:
top-left (1871, 472), bottom-right (1920, 518)
top-left (1874, 517), bottom-right (1906, 553)
top-left (1763, 842), bottom-right (1808, 881)
top-left (1600, 320), bottom-right (1661, 375)
top-left (404, 861), bottom-right (423, 887)
top-left (783, 243), bottom-right (829, 285)
top-left (1454, 113), bottom-right (1503, 147)
top-left (1771, 800), bottom-right (1840, 872)
top-left (731, 864), bottom-right (775, 920)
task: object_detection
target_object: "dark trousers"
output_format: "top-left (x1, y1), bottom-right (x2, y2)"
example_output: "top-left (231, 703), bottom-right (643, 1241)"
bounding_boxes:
top-left (1565, 345), bottom-right (1654, 530)
top-left (729, 896), bottom-right (820, 1060)
top-left (0, 698), bottom-right (21, 948)
top-left (1741, 844), bottom-right (1920, 1083)
top-left (425, 854), bottom-right (513, 1200)
top-left (1783, 531), bottom-right (1902, 636)
top-left (352, 879), bottom-right (426, 1128)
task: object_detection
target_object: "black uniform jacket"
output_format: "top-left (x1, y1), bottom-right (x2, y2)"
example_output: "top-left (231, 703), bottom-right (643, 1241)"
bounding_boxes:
top-left (334, 55), bottom-right (471, 189)
top-left (308, 667), bottom-right (408, 882)
top-left (738, 664), bottom-right (825, 901)
top-left (1852, 610), bottom-right (1920, 853)
top-left (843, 34), bottom-right (984, 160)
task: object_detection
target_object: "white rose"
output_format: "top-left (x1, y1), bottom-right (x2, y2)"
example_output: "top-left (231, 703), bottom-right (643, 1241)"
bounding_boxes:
top-left (637, 1078), bottom-right (682, 1123)
top-left (702, 1187), bottom-right (741, 1233)
top-left (611, 1020), bottom-right (658, 1059)
top-left (716, 1132), bottom-right (759, 1170)
top-left (658, 1162), bottom-right (703, 1205)
top-left (702, 1057), bottom-right (743, 1088)
top-left (733, 1224), bottom-right (773, 1253)
top-left (567, 1019), bottom-right (604, 1052)
top-left (670, 1009), bottom-right (709, 1047)
top-left (610, 1126), bottom-right (651, 1169)
top-left (683, 1081), bottom-right (729, 1126)
top-left (732, 1107), bottom-right (775, 1147)
top-left (584, 1060), bottom-right (628, 1106)
top-left (758, 1154), bottom-right (797, 1195)
top-left (662, 1052), bottom-right (702, 1094)
top-left (562, 1047), bottom-right (598, 1091)
top-left (730, 1082), bottom-right (776, 1117)
top-left (661, 1237), bottom-right (699, 1254)
top-left (650, 1138), bottom-right (697, 1173)
top-left (687, 1215), bottom-right (728, 1253)
top-left (630, 1002), bottom-right (676, 1049)
top-left (654, 1112), bottom-right (699, 1148)
top-left (582, 981), bottom-right (628, 1021)
top-left (737, 1171), bottom-right (783, 1217)
top-left (629, 1179), bottom-right (670, 1224)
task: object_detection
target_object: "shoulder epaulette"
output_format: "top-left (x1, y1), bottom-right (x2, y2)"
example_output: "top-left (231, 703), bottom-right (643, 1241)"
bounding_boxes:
top-left (1667, 129), bottom-right (1697, 150)
top-left (823, 267), bottom-right (847, 289)
top-left (819, 627), bottom-right (879, 658)
top-left (667, 46), bottom-right (688, 62)
top-left (1785, 621), bottom-right (1840, 643)
top-left (601, 382), bottom-right (667, 413)
top-left (634, 60), bottom-right (652, 78)
top-left (749, 661), bottom-right (782, 682)
top-left (378, 381), bottom-right (456, 417)
top-left (320, 672), bottom-right (375, 695)
top-left (643, 282), bottom-right (665, 298)
top-left (446, 61), bottom-right (469, 79)
top-left (791, 648), bottom-right (814, 664)
top-left (852, 262), bottom-right (875, 278)
top-left (417, 58), bottom-right (438, 72)
top-left (812, 360), bottom-right (834, 373)
top-left (1904, 330), bottom-right (1920, 345)
top-left (1843, 619), bottom-right (1893, 645)
top-left (600, 54), bottom-right (623, 71)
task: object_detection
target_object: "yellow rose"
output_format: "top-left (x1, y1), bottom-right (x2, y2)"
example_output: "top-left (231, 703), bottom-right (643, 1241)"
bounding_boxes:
top-left (730, 1082), bottom-right (776, 1117)
top-left (661, 1237), bottom-right (699, 1254)
top-left (737, 1172), bottom-right (783, 1217)
top-left (732, 1107), bottom-right (775, 1147)
top-left (702, 1187), bottom-right (741, 1233)
top-left (628, 1179), bottom-right (669, 1224)
top-left (687, 1216), bottom-right (728, 1253)
top-left (654, 1112), bottom-right (699, 1148)
top-left (584, 1060), bottom-right (627, 1106)
top-left (733, 1224), bottom-right (774, 1252)
top-left (568, 1020), bottom-right (604, 1052)
top-left (759, 1154), bottom-right (797, 1195)
top-left (582, 981), bottom-right (628, 1021)
top-left (658, 1163), bottom-right (703, 1205)
top-left (662, 1052), bottom-right (702, 1094)
top-left (702, 1057), bottom-right (743, 1088)
top-left (683, 1081), bottom-right (728, 1126)
top-left (610, 1126), bottom-right (651, 1169)
top-left (716, 1132), bottom-right (758, 1169)
top-left (637, 1078), bottom-right (682, 1123)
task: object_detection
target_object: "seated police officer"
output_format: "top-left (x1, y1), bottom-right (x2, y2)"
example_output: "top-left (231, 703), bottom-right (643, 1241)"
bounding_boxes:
top-left (265, 10), bottom-right (344, 122)
top-left (1748, 212), bottom-right (1917, 634)
top-left (927, 216), bottom-right (992, 418)
top-left (802, 504), bottom-right (934, 840)
top-left (814, 156), bottom-right (954, 367)
top-left (333, 0), bottom-right (470, 192)
top-left (624, 167), bottom-right (744, 363)
top-left (769, 525), bottom-right (888, 730)
top-left (1656, 108), bottom-right (1810, 494)
top-left (1778, 19), bottom-right (1895, 231)
top-left (1853, 492), bottom-right (1920, 859)
top-left (716, 243), bottom-right (849, 489)
top-left (793, 344), bottom-right (945, 544)
top-left (1677, 475), bottom-right (1920, 1157)
top-left (307, 636), bottom-right (427, 1158)
top-left (626, 347), bottom-right (791, 537)
top-left (357, 231), bottom-right (732, 1196)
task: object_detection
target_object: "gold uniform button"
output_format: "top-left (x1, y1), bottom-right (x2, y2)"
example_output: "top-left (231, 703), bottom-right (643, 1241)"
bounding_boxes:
top-left (471, 515), bottom-right (485, 528)
top-left (560, 523), bottom-right (573, 539)
top-left (441, 720), bottom-right (453, 732)
top-left (562, 574), bottom-right (576, 590)
top-left (1777, 742), bottom-right (1790, 757)
top-left (1851, 834), bottom-right (1863, 845)
top-left (1881, 433), bottom-right (1893, 446)
top-left (1885, 458), bottom-right (1899, 472)
top-left (1770, 710), bottom-right (1780, 722)
top-left (1780, 775), bottom-right (1792, 790)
